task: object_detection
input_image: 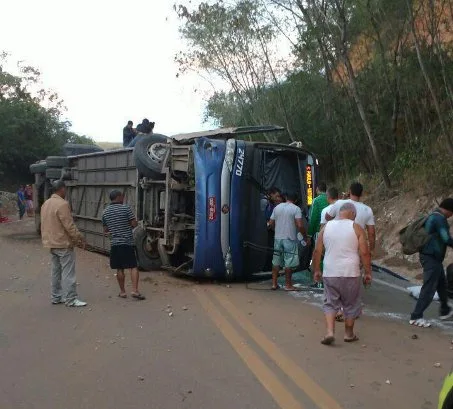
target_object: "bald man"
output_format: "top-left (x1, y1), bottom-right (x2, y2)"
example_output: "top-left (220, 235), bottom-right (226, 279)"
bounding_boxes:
top-left (313, 202), bottom-right (372, 345)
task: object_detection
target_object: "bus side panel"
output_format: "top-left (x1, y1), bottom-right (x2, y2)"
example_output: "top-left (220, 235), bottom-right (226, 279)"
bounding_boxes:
top-left (229, 140), bottom-right (246, 279)
top-left (193, 138), bottom-right (226, 278)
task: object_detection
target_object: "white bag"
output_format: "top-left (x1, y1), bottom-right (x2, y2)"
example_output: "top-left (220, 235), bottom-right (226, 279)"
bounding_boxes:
top-left (407, 286), bottom-right (439, 301)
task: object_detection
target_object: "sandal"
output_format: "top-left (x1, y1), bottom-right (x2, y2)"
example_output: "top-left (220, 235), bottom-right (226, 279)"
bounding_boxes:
top-left (271, 285), bottom-right (280, 291)
top-left (344, 335), bottom-right (359, 343)
top-left (131, 293), bottom-right (146, 301)
top-left (321, 335), bottom-right (335, 345)
top-left (118, 293), bottom-right (127, 299)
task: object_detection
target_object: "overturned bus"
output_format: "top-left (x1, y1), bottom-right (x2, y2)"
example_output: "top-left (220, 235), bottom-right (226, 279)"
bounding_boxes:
top-left (30, 126), bottom-right (319, 280)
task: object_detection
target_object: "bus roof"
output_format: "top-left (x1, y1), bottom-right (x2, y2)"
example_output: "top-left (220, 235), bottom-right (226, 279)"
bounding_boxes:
top-left (170, 125), bottom-right (285, 143)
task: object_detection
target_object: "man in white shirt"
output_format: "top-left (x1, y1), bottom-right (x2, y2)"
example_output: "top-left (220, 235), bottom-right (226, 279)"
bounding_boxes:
top-left (325, 182), bottom-right (376, 257)
top-left (269, 192), bottom-right (308, 291)
top-left (320, 187), bottom-right (339, 228)
top-left (313, 202), bottom-right (372, 345)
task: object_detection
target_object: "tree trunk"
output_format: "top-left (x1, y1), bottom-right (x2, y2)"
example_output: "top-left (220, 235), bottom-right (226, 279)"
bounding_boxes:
top-left (342, 54), bottom-right (391, 188)
top-left (406, 0), bottom-right (453, 156)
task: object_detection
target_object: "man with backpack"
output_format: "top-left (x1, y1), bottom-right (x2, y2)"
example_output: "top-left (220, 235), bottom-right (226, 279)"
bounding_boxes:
top-left (408, 198), bottom-right (453, 327)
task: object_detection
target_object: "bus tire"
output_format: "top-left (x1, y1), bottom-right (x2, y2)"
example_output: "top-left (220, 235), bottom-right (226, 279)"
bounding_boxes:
top-left (46, 156), bottom-right (70, 168)
top-left (30, 161), bottom-right (47, 174)
top-left (134, 227), bottom-right (162, 271)
top-left (133, 134), bottom-right (168, 179)
top-left (45, 168), bottom-right (63, 179)
top-left (62, 143), bottom-right (103, 156)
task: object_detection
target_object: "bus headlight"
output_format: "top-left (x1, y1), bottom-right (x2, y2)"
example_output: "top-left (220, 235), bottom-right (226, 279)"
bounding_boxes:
top-left (225, 139), bottom-right (236, 172)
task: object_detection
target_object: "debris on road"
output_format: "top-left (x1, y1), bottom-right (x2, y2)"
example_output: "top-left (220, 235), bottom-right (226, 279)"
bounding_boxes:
top-left (411, 334), bottom-right (418, 340)
top-left (169, 312), bottom-right (174, 317)
top-left (137, 376), bottom-right (145, 381)
top-left (434, 363), bottom-right (442, 368)
top-left (182, 306), bottom-right (188, 311)
top-left (386, 380), bottom-right (392, 385)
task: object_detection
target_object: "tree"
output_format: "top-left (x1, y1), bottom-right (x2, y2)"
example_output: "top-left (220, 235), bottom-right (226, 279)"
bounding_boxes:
top-left (176, 0), bottom-right (453, 188)
top-left (0, 54), bottom-right (92, 188)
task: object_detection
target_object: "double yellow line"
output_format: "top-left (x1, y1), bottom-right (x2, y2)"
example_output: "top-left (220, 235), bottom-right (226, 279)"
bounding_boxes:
top-left (196, 288), bottom-right (343, 409)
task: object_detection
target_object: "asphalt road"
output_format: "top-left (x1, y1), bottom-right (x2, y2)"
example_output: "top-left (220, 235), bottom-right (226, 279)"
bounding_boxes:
top-left (1, 219), bottom-right (452, 409)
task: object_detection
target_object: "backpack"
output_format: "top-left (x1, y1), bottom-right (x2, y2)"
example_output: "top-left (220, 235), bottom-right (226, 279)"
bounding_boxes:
top-left (399, 215), bottom-right (431, 255)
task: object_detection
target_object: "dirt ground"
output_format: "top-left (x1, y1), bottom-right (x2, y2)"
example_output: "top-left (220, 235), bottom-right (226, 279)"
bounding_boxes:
top-left (1, 218), bottom-right (453, 409)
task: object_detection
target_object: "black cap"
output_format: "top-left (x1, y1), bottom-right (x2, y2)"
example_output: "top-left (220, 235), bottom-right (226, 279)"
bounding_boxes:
top-left (440, 198), bottom-right (453, 213)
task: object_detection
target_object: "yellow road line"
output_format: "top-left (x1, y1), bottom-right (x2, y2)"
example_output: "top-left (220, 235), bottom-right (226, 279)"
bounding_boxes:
top-left (195, 289), bottom-right (304, 409)
top-left (211, 289), bottom-right (344, 409)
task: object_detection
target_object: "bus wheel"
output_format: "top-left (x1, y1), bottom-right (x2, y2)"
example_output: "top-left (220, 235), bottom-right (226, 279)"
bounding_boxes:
top-left (133, 134), bottom-right (168, 179)
top-left (134, 227), bottom-right (162, 271)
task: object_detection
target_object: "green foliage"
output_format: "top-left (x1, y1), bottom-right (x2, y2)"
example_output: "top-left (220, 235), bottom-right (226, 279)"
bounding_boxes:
top-left (0, 55), bottom-right (91, 188)
top-left (176, 0), bottom-right (453, 188)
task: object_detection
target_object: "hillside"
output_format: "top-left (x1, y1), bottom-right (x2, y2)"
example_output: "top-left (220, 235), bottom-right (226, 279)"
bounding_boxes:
top-left (368, 186), bottom-right (453, 282)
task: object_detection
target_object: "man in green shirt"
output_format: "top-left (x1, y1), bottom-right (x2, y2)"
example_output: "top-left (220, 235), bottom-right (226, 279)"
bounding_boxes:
top-left (308, 182), bottom-right (328, 238)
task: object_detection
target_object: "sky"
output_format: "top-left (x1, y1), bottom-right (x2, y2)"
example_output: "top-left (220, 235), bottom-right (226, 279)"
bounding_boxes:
top-left (0, 0), bottom-right (213, 142)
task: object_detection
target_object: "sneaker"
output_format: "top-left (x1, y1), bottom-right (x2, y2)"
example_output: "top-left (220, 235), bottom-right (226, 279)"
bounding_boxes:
top-left (66, 299), bottom-right (87, 307)
top-left (409, 318), bottom-right (432, 328)
top-left (440, 310), bottom-right (453, 321)
top-left (51, 300), bottom-right (64, 305)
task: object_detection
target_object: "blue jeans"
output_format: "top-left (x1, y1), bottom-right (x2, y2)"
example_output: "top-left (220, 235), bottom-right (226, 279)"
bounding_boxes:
top-left (410, 254), bottom-right (450, 320)
top-left (18, 203), bottom-right (26, 219)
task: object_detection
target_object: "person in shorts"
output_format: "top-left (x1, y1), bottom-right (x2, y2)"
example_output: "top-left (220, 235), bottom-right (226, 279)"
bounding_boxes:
top-left (102, 190), bottom-right (145, 300)
top-left (312, 202), bottom-right (371, 345)
top-left (268, 192), bottom-right (308, 291)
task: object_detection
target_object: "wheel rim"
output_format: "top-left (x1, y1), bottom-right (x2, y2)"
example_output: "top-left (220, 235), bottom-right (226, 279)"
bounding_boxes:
top-left (141, 234), bottom-right (160, 260)
top-left (147, 143), bottom-right (168, 164)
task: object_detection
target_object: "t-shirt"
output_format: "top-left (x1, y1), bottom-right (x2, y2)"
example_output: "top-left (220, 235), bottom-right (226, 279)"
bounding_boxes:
top-left (422, 210), bottom-right (453, 261)
top-left (17, 190), bottom-right (25, 206)
top-left (24, 188), bottom-right (33, 200)
top-left (320, 204), bottom-right (333, 225)
top-left (326, 199), bottom-right (375, 229)
top-left (308, 193), bottom-right (329, 236)
top-left (102, 203), bottom-right (136, 246)
top-left (270, 202), bottom-right (302, 241)
top-left (323, 219), bottom-right (360, 277)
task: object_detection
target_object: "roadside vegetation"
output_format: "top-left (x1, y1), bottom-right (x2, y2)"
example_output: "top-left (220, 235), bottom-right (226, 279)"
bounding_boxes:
top-left (175, 0), bottom-right (453, 190)
top-left (0, 53), bottom-right (94, 189)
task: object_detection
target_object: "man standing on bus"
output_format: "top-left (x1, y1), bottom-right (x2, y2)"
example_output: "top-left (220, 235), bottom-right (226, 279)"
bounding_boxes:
top-left (102, 190), bottom-right (146, 300)
top-left (123, 120), bottom-right (136, 147)
top-left (269, 192), bottom-right (308, 291)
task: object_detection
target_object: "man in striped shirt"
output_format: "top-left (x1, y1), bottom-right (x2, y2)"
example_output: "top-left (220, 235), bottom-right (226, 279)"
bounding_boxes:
top-left (102, 190), bottom-right (145, 300)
